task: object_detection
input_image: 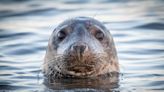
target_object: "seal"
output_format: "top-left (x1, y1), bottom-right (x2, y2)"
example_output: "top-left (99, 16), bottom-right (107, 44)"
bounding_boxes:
top-left (43, 17), bottom-right (119, 81)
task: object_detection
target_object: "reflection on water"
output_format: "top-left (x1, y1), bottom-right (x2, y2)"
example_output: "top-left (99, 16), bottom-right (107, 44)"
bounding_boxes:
top-left (44, 72), bottom-right (119, 91)
top-left (0, 0), bottom-right (164, 92)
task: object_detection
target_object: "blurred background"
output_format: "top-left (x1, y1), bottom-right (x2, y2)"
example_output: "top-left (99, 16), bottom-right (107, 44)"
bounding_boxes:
top-left (0, 0), bottom-right (164, 91)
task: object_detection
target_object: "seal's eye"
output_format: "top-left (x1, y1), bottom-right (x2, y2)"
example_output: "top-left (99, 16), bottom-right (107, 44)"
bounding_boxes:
top-left (57, 30), bottom-right (66, 41)
top-left (95, 31), bottom-right (104, 41)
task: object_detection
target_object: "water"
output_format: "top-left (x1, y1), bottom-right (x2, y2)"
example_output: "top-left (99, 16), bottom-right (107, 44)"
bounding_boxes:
top-left (0, 0), bottom-right (164, 92)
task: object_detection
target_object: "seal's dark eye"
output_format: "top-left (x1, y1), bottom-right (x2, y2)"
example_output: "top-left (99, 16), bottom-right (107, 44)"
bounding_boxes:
top-left (95, 31), bottom-right (104, 41)
top-left (57, 30), bottom-right (66, 41)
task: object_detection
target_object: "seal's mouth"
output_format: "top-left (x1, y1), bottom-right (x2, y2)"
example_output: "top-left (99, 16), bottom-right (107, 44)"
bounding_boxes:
top-left (66, 65), bottom-right (95, 76)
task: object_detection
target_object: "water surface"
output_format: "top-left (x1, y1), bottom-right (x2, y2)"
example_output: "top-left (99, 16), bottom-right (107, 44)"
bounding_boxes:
top-left (0, 0), bottom-right (164, 92)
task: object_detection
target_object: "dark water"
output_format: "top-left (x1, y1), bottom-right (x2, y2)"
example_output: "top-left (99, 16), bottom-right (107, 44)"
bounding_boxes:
top-left (0, 0), bottom-right (164, 92)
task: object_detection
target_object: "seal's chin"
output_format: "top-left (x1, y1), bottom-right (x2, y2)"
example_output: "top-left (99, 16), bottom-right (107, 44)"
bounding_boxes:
top-left (65, 65), bottom-right (95, 77)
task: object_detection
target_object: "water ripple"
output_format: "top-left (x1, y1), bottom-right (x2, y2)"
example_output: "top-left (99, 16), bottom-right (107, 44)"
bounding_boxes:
top-left (0, 8), bottom-right (68, 19)
top-left (0, 31), bottom-right (35, 40)
top-left (0, 0), bottom-right (164, 92)
top-left (135, 22), bottom-right (164, 30)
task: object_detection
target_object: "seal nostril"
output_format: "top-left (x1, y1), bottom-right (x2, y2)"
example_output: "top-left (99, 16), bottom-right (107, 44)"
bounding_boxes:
top-left (72, 44), bottom-right (87, 54)
top-left (80, 45), bottom-right (86, 54)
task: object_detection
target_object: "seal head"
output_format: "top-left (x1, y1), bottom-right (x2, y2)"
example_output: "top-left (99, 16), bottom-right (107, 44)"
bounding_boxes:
top-left (43, 17), bottom-right (119, 80)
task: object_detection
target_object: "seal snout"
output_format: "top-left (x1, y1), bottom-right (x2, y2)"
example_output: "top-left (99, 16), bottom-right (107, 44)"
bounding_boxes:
top-left (71, 42), bottom-right (88, 54)
top-left (69, 42), bottom-right (89, 62)
top-left (71, 42), bottom-right (88, 55)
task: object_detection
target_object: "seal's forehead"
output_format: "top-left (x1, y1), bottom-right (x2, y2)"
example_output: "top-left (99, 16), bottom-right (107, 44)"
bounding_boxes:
top-left (74, 17), bottom-right (91, 21)
top-left (56, 17), bottom-right (106, 30)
